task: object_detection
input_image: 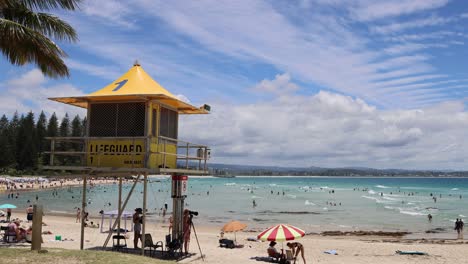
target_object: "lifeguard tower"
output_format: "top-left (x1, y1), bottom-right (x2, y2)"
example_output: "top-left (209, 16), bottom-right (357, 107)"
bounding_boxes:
top-left (44, 62), bottom-right (211, 255)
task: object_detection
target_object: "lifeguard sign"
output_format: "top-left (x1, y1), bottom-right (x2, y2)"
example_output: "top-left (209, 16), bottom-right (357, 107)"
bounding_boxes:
top-left (46, 62), bottom-right (211, 174)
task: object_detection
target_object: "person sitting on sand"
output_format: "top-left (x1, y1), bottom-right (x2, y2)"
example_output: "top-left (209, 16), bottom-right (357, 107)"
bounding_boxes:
top-left (7, 220), bottom-right (24, 241)
top-left (287, 242), bottom-right (306, 264)
top-left (267, 241), bottom-right (284, 261)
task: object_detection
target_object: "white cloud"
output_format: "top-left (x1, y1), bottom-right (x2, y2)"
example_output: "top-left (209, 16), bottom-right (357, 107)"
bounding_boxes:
top-left (372, 16), bottom-right (452, 34)
top-left (80, 0), bottom-right (137, 28)
top-left (119, 0), bottom-right (464, 108)
top-left (348, 0), bottom-right (449, 21)
top-left (54, 0), bottom-right (467, 109)
top-left (253, 73), bottom-right (298, 95)
top-left (0, 70), bottom-right (86, 119)
top-left (179, 76), bottom-right (468, 170)
top-left (66, 59), bottom-right (121, 80)
top-left (383, 43), bottom-right (448, 55)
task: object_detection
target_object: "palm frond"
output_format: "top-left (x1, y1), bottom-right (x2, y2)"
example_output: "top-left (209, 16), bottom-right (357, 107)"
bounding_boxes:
top-left (2, 5), bottom-right (78, 42)
top-left (3, 0), bottom-right (82, 11)
top-left (0, 18), bottom-right (69, 78)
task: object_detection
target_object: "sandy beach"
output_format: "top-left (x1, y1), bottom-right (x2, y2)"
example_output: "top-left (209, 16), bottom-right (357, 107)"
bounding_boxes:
top-left (0, 176), bottom-right (120, 193)
top-left (2, 213), bottom-right (468, 264)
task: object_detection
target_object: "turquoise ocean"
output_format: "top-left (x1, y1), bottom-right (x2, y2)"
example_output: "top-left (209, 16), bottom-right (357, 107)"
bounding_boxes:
top-left (2, 176), bottom-right (468, 238)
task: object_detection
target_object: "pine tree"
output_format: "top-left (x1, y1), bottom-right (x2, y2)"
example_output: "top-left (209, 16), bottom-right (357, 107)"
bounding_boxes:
top-left (59, 113), bottom-right (70, 137)
top-left (47, 113), bottom-right (59, 137)
top-left (70, 115), bottom-right (82, 165)
top-left (7, 112), bottom-right (20, 167)
top-left (71, 115), bottom-right (82, 138)
top-left (0, 115), bottom-right (10, 169)
top-left (81, 116), bottom-right (87, 136)
top-left (36, 111), bottom-right (47, 154)
top-left (58, 113), bottom-right (70, 164)
top-left (16, 112), bottom-right (37, 170)
top-left (45, 113), bottom-right (59, 165)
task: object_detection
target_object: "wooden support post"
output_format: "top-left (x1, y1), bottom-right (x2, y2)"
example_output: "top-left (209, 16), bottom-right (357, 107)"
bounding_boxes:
top-left (141, 173), bottom-right (148, 256)
top-left (117, 177), bottom-right (122, 238)
top-left (31, 204), bottom-right (43, 251)
top-left (80, 175), bottom-right (87, 250)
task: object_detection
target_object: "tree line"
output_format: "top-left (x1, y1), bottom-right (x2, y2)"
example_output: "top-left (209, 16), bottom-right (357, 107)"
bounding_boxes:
top-left (0, 111), bottom-right (86, 174)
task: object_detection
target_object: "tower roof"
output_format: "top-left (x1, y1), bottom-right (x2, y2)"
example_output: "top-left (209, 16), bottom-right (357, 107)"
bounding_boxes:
top-left (49, 64), bottom-right (209, 114)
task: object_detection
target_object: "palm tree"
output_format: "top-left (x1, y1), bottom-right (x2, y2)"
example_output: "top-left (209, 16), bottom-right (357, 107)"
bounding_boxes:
top-left (0, 0), bottom-right (81, 78)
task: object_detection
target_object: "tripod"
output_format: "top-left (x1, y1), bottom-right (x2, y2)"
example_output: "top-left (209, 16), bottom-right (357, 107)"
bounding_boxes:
top-left (185, 215), bottom-right (204, 261)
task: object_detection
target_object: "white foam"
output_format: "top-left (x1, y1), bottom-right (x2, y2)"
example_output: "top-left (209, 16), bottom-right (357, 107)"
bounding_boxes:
top-left (382, 196), bottom-right (400, 201)
top-left (459, 214), bottom-right (467, 218)
top-left (269, 184), bottom-right (277, 187)
top-left (398, 208), bottom-right (425, 216)
top-left (224, 183), bottom-right (236, 186)
top-left (251, 195), bottom-right (263, 199)
top-left (305, 200), bottom-right (315, 206)
top-left (375, 185), bottom-right (390, 189)
top-left (384, 206), bottom-right (394, 210)
top-left (362, 195), bottom-right (378, 201)
top-left (287, 194), bottom-right (296, 199)
top-left (451, 188), bottom-right (459, 191)
top-left (368, 190), bottom-right (376, 195)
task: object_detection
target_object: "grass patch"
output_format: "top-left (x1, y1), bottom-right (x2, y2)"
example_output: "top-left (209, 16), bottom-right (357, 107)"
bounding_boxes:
top-left (0, 248), bottom-right (172, 264)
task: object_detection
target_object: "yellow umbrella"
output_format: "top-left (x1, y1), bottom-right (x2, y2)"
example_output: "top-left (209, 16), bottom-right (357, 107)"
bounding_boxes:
top-left (222, 220), bottom-right (247, 242)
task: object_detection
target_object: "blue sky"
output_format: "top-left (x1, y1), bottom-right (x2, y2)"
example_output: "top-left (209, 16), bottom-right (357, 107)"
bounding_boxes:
top-left (1, 0), bottom-right (468, 169)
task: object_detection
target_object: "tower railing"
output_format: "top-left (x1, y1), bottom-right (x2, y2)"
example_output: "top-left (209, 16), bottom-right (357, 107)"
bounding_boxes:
top-left (43, 136), bottom-right (210, 174)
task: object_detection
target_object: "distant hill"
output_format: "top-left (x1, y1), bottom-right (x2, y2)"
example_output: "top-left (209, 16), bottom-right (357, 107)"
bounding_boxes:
top-left (208, 163), bottom-right (468, 177)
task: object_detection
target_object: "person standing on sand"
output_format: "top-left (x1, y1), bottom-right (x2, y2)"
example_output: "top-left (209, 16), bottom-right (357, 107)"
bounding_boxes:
top-left (133, 208), bottom-right (142, 248)
top-left (183, 209), bottom-right (192, 254)
top-left (455, 219), bottom-right (462, 239)
top-left (287, 242), bottom-right (306, 264)
top-left (26, 205), bottom-right (33, 222)
top-left (6, 208), bottom-right (11, 222)
top-left (76, 208), bottom-right (81, 223)
top-left (428, 214), bottom-right (432, 222)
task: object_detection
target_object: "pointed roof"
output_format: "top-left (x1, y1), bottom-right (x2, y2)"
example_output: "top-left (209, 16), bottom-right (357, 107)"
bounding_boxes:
top-left (49, 63), bottom-right (209, 114)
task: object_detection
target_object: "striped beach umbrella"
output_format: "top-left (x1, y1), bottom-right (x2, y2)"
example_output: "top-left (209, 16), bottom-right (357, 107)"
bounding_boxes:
top-left (257, 224), bottom-right (305, 242)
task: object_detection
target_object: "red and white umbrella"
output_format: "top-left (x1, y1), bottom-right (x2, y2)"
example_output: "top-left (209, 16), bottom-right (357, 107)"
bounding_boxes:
top-left (257, 224), bottom-right (305, 242)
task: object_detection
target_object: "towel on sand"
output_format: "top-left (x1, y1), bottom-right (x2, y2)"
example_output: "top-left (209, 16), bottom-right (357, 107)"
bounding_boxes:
top-left (324, 250), bottom-right (338, 255)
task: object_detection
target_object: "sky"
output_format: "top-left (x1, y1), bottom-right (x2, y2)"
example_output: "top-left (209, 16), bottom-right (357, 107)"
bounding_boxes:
top-left (1, 0), bottom-right (468, 170)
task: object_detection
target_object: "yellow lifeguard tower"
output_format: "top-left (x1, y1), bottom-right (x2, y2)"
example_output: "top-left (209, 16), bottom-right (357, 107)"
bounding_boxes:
top-left (44, 62), bottom-right (211, 255)
top-left (46, 62), bottom-right (210, 174)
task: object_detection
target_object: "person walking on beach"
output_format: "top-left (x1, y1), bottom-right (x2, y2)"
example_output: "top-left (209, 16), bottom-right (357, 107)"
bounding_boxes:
top-left (287, 242), bottom-right (306, 264)
top-left (76, 208), bottom-right (81, 223)
top-left (133, 208), bottom-right (143, 248)
top-left (428, 214), bottom-right (432, 222)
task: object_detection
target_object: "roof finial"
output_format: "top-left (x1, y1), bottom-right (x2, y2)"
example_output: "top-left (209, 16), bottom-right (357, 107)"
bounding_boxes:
top-left (133, 60), bottom-right (140, 67)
